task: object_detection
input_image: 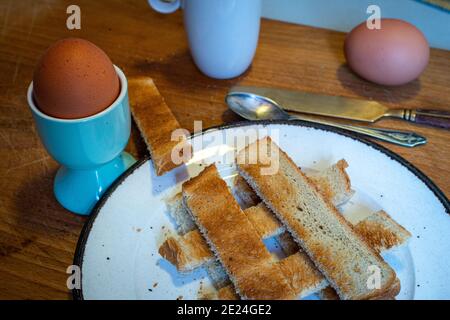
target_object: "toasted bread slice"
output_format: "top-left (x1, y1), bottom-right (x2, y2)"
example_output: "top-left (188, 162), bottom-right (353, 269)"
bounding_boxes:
top-left (277, 252), bottom-right (328, 297)
top-left (276, 215), bottom-right (404, 300)
top-left (162, 191), bottom-right (408, 300)
top-left (214, 251), bottom-right (328, 300)
top-left (158, 230), bottom-right (212, 272)
top-left (277, 210), bottom-right (411, 257)
top-left (206, 261), bottom-right (231, 289)
top-left (161, 208), bottom-right (408, 299)
top-left (234, 161), bottom-right (354, 209)
top-left (129, 77), bottom-right (191, 176)
top-left (308, 159), bottom-right (354, 206)
top-left (232, 175), bottom-right (261, 209)
top-left (217, 286), bottom-right (239, 300)
top-left (167, 160), bottom-right (354, 236)
top-left (245, 202), bottom-right (285, 238)
top-left (353, 210), bottom-right (411, 253)
top-left (166, 193), bottom-right (197, 235)
top-left (161, 207), bottom-right (410, 273)
top-left (236, 137), bottom-right (397, 300)
top-left (183, 165), bottom-right (297, 299)
top-left (318, 277), bottom-right (401, 300)
top-left (276, 231), bottom-right (300, 256)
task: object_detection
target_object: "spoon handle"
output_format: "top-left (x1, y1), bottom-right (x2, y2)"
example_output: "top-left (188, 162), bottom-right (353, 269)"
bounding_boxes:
top-left (288, 115), bottom-right (427, 147)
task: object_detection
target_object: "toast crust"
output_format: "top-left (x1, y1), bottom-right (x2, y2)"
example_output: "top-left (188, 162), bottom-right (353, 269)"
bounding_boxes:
top-left (244, 203), bottom-right (285, 238)
top-left (160, 207), bottom-right (410, 272)
top-left (354, 210), bottom-right (411, 254)
top-left (237, 137), bottom-right (397, 300)
top-left (129, 77), bottom-right (191, 175)
top-left (309, 159), bottom-right (354, 206)
top-left (158, 230), bottom-right (212, 271)
top-left (182, 165), bottom-right (297, 299)
top-left (168, 160), bottom-right (355, 237)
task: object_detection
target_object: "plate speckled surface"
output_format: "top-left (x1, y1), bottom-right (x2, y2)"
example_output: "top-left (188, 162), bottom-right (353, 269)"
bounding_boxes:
top-left (73, 121), bottom-right (450, 300)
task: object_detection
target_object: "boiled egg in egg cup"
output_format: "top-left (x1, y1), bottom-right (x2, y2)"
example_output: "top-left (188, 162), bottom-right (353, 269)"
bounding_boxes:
top-left (27, 39), bottom-right (136, 215)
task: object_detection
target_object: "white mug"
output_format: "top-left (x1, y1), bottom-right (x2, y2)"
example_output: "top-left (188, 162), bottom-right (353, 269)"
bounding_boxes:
top-left (148, 0), bottom-right (261, 79)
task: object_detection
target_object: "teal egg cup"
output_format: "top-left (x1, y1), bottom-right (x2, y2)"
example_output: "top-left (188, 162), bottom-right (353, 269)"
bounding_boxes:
top-left (27, 66), bottom-right (136, 215)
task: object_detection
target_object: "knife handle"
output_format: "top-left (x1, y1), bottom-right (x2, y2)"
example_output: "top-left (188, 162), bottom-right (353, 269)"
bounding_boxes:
top-left (289, 115), bottom-right (427, 147)
top-left (402, 109), bottom-right (450, 129)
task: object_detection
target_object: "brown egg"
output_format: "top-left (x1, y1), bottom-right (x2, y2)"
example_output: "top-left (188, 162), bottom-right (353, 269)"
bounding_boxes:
top-left (33, 38), bottom-right (120, 119)
top-left (344, 19), bottom-right (429, 86)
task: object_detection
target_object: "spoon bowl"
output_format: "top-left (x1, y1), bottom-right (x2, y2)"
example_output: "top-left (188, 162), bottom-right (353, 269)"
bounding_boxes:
top-left (226, 92), bottom-right (290, 121)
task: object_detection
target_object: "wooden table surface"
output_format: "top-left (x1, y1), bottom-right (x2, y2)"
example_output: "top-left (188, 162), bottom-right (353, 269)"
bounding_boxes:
top-left (0, 0), bottom-right (449, 299)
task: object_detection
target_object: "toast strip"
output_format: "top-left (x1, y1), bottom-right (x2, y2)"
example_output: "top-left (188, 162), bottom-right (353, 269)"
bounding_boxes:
top-left (236, 137), bottom-right (397, 300)
top-left (308, 159), bottom-right (354, 206)
top-left (161, 208), bottom-right (409, 272)
top-left (182, 165), bottom-right (297, 299)
top-left (353, 210), bottom-right (411, 253)
top-left (244, 202), bottom-right (285, 238)
top-left (161, 209), bottom-right (407, 299)
top-left (318, 277), bottom-right (401, 300)
top-left (276, 210), bottom-right (410, 256)
top-left (129, 77), bottom-right (191, 175)
top-left (167, 160), bottom-right (354, 236)
top-left (234, 160), bottom-right (354, 209)
top-left (158, 230), bottom-right (212, 272)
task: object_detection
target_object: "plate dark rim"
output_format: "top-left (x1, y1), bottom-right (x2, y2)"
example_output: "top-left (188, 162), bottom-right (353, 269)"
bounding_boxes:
top-left (72, 119), bottom-right (450, 300)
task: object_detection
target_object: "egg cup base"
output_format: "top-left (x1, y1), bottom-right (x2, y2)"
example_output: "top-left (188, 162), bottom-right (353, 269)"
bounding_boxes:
top-left (53, 151), bottom-right (135, 215)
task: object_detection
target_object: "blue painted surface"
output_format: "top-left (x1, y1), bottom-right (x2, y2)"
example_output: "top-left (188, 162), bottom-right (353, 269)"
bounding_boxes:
top-left (262, 0), bottom-right (450, 50)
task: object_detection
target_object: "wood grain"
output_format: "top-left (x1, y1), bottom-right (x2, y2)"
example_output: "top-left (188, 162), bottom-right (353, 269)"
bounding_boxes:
top-left (0, 0), bottom-right (449, 299)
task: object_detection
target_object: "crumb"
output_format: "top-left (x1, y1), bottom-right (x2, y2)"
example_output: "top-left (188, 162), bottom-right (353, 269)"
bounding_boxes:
top-left (417, 235), bottom-right (420, 239)
top-left (197, 282), bottom-right (217, 300)
top-left (106, 257), bottom-right (110, 260)
top-left (153, 282), bottom-right (158, 288)
top-left (417, 284), bottom-right (420, 287)
top-left (148, 289), bottom-right (153, 292)
top-left (150, 226), bottom-right (153, 229)
top-left (136, 228), bottom-right (142, 232)
top-left (177, 296), bottom-right (183, 300)
top-left (380, 195), bottom-right (384, 198)
top-left (162, 226), bottom-right (165, 230)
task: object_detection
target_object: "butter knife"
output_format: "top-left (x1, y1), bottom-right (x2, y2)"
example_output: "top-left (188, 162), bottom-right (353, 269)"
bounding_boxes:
top-left (230, 86), bottom-right (450, 129)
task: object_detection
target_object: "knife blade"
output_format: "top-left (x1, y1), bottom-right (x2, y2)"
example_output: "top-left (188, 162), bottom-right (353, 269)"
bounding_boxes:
top-left (229, 86), bottom-right (450, 129)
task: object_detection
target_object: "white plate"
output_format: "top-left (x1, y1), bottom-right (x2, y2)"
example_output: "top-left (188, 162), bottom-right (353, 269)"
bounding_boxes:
top-left (73, 121), bottom-right (450, 300)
